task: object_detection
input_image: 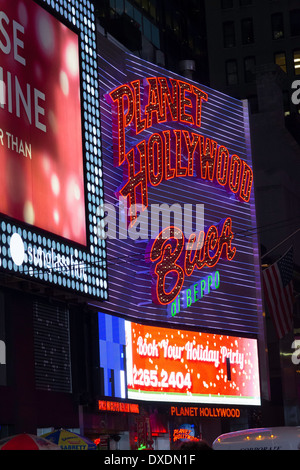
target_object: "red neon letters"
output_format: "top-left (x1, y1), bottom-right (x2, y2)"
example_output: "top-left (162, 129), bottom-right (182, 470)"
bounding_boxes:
top-left (107, 77), bottom-right (251, 306)
top-left (107, 77), bottom-right (254, 222)
top-left (146, 217), bottom-right (236, 305)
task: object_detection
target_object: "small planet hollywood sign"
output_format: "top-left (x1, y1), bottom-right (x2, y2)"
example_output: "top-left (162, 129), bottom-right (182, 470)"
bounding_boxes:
top-left (97, 42), bottom-right (263, 337)
top-left (170, 406), bottom-right (241, 418)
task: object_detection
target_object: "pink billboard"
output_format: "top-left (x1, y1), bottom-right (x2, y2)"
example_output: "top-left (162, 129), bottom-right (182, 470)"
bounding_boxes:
top-left (0, 0), bottom-right (86, 245)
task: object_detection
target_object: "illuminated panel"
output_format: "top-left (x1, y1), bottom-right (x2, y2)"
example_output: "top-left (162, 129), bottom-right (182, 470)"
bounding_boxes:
top-left (0, 1), bottom-right (85, 244)
top-left (125, 321), bottom-right (261, 406)
top-left (98, 400), bottom-right (139, 413)
top-left (0, 0), bottom-right (107, 300)
top-left (95, 36), bottom-right (263, 335)
top-left (98, 311), bottom-right (126, 398)
top-left (172, 425), bottom-right (198, 443)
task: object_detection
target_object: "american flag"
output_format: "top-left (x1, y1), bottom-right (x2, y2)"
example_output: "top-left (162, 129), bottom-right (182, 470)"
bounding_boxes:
top-left (262, 247), bottom-right (294, 339)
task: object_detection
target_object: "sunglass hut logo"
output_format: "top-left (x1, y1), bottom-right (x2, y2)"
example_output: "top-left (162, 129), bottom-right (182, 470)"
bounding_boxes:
top-left (8, 232), bottom-right (85, 280)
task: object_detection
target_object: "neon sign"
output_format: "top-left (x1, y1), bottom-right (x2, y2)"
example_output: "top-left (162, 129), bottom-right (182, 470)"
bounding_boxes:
top-left (146, 217), bottom-right (235, 305)
top-left (166, 271), bottom-right (220, 317)
top-left (106, 77), bottom-right (253, 306)
top-left (173, 427), bottom-right (198, 442)
top-left (98, 41), bottom-right (263, 337)
top-left (106, 77), bottom-right (253, 223)
top-left (170, 406), bottom-right (241, 418)
top-left (98, 400), bottom-right (139, 413)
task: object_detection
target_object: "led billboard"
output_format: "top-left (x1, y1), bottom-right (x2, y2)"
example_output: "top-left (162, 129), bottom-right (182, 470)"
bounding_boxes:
top-left (0, 0), bottom-right (85, 244)
top-left (95, 36), bottom-right (263, 336)
top-left (125, 321), bottom-right (261, 406)
top-left (98, 311), bottom-right (261, 406)
top-left (0, 0), bottom-right (107, 300)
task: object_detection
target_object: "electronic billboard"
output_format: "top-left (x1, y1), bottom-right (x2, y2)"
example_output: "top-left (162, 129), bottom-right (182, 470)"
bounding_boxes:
top-left (98, 311), bottom-right (261, 406)
top-left (0, 0), bottom-right (107, 300)
top-left (125, 321), bottom-right (261, 406)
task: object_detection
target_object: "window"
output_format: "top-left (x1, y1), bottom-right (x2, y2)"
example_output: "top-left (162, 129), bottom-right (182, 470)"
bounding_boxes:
top-left (223, 21), bottom-right (236, 47)
top-left (226, 60), bottom-right (238, 85)
top-left (141, 0), bottom-right (149, 11)
top-left (244, 56), bottom-right (256, 82)
top-left (221, 0), bottom-right (233, 8)
top-left (293, 50), bottom-right (300, 75)
top-left (275, 52), bottom-right (286, 73)
top-left (290, 9), bottom-right (300, 36)
top-left (115, 0), bottom-right (124, 15)
top-left (247, 95), bottom-right (258, 114)
top-left (133, 7), bottom-right (142, 25)
top-left (241, 18), bottom-right (254, 44)
top-left (143, 16), bottom-right (151, 39)
top-left (149, 0), bottom-right (157, 20)
top-left (151, 25), bottom-right (160, 48)
top-left (124, 0), bottom-right (133, 17)
top-left (283, 90), bottom-right (290, 114)
top-left (271, 13), bottom-right (284, 40)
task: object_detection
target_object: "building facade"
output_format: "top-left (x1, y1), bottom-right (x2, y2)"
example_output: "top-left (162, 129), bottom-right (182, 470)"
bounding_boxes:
top-left (1, 0), bottom-right (300, 450)
top-left (204, 0), bottom-right (300, 111)
top-left (94, 0), bottom-right (209, 85)
top-left (87, 26), bottom-right (266, 448)
top-left (0, 0), bottom-right (107, 441)
top-left (204, 0), bottom-right (300, 426)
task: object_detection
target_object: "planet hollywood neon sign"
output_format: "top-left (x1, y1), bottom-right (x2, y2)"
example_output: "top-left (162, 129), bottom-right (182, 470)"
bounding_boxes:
top-left (106, 77), bottom-right (254, 306)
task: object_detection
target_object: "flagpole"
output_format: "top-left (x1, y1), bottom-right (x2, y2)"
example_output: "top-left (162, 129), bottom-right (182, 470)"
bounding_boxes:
top-left (261, 227), bottom-right (300, 260)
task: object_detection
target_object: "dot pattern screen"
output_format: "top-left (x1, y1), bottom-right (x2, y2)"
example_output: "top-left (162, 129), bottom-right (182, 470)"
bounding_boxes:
top-left (0, 0), bottom-right (107, 300)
